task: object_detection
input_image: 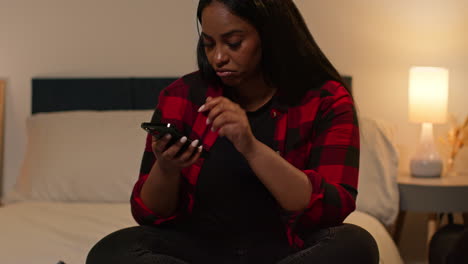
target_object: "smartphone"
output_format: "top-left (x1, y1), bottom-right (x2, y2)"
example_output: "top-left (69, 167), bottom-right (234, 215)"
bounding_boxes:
top-left (141, 122), bottom-right (183, 139)
top-left (141, 122), bottom-right (208, 158)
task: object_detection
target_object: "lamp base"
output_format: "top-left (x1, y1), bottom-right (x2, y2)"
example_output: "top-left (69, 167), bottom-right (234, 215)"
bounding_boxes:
top-left (410, 159), bottom-right (442, 178)
top-left (410, 123), bottom-right (443, 178)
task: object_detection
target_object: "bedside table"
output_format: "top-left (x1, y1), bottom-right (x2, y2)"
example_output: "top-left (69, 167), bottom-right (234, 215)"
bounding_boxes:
top-left (393, 172), bottom-right (468, 244)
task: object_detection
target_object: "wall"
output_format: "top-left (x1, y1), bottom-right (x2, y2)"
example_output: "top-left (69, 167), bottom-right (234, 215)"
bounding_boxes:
top-left (297, 0), bottom-right (468, 175)
top-left (1, 0), bottom-right (467, 262)
top-left (0, 0), bottom-right (201, 195)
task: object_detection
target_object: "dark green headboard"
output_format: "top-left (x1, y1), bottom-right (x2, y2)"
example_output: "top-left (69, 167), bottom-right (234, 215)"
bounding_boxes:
top-left (31, 78), bottom-right (178, 114)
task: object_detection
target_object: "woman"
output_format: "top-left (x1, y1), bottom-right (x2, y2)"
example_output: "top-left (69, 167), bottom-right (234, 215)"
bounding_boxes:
top-left (87, 0), bottom-right (379, 263)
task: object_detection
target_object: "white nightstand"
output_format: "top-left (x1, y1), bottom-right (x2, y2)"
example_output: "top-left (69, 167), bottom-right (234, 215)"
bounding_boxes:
top-left (393, 172), bottom-right (468, 244)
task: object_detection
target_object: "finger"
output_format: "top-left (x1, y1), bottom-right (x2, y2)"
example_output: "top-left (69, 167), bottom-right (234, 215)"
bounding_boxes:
top-left (206, 101), bottom-right (237, 125)
top-left (183, 145), bottom-right (203, 165)
top-left (198, 96), bottom-right (228, 113)
top-left (218, 123), bottom-right (238, 138)
top-left (151, 135), bottom-right (158, 150)
top-left (211, 112), bottom-right (238, 133)
top-left (162, 136), bottom-right (187, 159)
top-left (178, 139), bottom-right (200, 162)
top-left (154, 134), bottom-right (172, 153)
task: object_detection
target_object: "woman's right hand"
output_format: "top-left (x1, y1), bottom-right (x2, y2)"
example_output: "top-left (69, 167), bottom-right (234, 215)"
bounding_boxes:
top-left (151, 134), bottom-right (203, 174)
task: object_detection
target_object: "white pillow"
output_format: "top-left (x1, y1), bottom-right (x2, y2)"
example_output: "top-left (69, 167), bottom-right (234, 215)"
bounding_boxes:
top-left (4, 110), bottom-right (153, 203)
top-left (4, 112), bottom-right (400, 227)
top-left (356, 117), bottom-right (400, 227)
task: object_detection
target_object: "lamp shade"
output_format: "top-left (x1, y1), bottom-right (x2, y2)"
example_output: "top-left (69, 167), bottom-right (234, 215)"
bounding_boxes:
top-left (408, 67), bottom-right (449, 124)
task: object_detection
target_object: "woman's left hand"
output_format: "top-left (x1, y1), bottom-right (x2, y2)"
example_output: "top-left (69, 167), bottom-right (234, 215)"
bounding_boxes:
top-left (198, 96), bottom-right (256, 154)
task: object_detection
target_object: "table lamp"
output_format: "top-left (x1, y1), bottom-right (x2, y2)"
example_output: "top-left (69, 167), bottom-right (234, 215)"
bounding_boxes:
top-left (408, 66), bottom-right (449, 178)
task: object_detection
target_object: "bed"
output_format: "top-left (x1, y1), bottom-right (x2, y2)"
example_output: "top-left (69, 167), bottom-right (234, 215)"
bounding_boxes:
top-left (0, 77), bottom-right (403, 264)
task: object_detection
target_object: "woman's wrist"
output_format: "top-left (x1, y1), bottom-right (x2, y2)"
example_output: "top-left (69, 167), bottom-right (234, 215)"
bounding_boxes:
top-left (155, 160), bottom-right (182, 179)
top-left (239, 137), bottom-right (262, 160)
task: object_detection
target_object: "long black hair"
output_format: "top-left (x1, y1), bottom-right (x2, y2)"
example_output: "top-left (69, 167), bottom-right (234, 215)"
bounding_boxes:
top-left (196, 0), bottom-right (349, 106)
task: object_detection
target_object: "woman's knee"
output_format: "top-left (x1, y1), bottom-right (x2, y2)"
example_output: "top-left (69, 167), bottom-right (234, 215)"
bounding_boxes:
top-left (86, 226), bottom-right (149, 264)
top-left (334, 224), bottom-right (379, 263)
top-left (299, 224), bottom-right (379, 263)
top-left (86, 225), bottom-right (197, 264)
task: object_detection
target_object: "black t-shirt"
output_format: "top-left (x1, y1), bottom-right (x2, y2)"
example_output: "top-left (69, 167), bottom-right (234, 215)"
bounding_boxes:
top-left (185, 95), bottom-right (287, 245)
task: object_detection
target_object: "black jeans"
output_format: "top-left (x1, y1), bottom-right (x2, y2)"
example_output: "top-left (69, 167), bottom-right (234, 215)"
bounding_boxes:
top-left (86, 223), bottom-right (379, 264)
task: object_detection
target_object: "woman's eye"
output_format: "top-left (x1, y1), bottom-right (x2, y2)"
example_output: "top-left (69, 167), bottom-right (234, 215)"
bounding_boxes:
top-left (202, 42), bottom-right (214, 48)
top-left (228, 42), bottom-right (241, 49)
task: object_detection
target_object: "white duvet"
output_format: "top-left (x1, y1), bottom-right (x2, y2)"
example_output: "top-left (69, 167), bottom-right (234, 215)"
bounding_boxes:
top-left (0, 202), bottom-right (402, 264)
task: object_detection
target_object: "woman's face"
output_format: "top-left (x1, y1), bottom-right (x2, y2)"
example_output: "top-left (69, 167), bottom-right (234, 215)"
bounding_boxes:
top-left (201, 1), bottom-right (262, 88)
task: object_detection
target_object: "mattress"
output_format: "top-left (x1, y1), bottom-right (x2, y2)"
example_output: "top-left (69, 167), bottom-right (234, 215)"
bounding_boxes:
top-left (0, 202), bottom-right (402, 264)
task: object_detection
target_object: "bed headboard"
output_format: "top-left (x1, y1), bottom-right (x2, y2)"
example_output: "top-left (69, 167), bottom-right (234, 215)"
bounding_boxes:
top-left (31, 78), bottom-right (178, 114)
top-left (31, 76), bottom-right (352, 114)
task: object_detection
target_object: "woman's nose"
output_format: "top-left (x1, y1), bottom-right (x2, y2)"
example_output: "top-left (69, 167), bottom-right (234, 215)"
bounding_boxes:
top-left (214, 47), bottom-right (229, 67)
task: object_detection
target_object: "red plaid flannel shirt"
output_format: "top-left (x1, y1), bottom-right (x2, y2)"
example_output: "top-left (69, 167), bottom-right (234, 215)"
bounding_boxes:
top-left (131, 71), bottom-right (359, 249)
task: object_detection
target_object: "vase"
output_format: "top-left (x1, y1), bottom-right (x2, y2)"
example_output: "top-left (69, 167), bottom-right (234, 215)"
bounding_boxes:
top-left (445, 157), bottom-right (457, 177)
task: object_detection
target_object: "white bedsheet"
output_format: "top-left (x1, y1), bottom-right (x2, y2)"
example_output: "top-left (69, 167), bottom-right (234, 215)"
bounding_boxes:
top-left (345, 211), bottom-right (404, 264)
top-left (0, 202), bottom-right (134, 264)
top-left (0, 202), bottom-right (402, 264)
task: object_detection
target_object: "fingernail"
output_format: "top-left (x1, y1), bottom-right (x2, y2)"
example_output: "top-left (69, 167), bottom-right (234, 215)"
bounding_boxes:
top-left (180, 136), bottom-right (187, 143)
top-left (211, 127), bottom-right (215, 132)
top-left (206, 97), bottom-right (212, 102)
top-left (165, 134), bottom-right (172, 139)
top-left (198, 105), bottom-right (205, 112)
top-left (191, 139), bottom-right (199, 147)
top-left (206, 118), bottom-right (210, 125)
top-left (198, 146), bottom-right (203, 152)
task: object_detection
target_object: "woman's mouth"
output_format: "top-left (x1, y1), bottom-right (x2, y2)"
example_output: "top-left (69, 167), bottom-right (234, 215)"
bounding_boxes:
top-left (216, 71), bottom-right (235, 77)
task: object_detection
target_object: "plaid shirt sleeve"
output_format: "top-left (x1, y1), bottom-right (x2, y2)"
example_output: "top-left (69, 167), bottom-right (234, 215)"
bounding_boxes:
top-left (130, 79), bottom-right (190, 226)
top-left (293, 81), bottom-right (359, 230)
